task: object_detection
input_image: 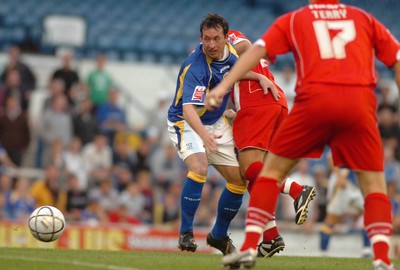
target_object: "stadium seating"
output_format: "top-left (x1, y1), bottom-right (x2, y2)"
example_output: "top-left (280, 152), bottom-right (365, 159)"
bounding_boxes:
top-left (0, 0), bottom-right (398, 66)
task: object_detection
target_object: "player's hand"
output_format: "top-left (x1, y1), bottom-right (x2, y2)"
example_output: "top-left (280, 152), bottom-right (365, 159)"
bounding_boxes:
top-left (202, 133), bottom-right (221, 154)
top-left (223, 109), bottom-right (237, 120)
top-left (259, 76), bottom-right (280, 101)
top-left (205, 86), bottom-right (225, 111)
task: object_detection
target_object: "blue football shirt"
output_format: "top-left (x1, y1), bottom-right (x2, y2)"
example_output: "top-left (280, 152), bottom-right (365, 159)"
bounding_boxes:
top-left (168, 42), bottom-right (238, 125)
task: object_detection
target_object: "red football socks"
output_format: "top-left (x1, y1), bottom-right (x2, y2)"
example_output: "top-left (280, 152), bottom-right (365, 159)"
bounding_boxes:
top-left (241, 177), bottom-right (280, 251)
top-left (262, 218), bottom-right (279, 242)
top-left (245, 161), bottom-right (263, 193)
top-left (364, 193), bottom-right (393, 265)
top-left (280, 177), bottom-right (303, 199)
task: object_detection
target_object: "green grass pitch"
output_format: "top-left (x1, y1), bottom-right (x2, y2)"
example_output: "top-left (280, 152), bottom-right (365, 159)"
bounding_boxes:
top-left (0, 247), bottom-right (398, 270)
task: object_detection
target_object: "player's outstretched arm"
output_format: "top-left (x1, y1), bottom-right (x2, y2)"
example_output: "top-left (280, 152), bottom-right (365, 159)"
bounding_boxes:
top-left (205, 45), bottom-right (266, 110)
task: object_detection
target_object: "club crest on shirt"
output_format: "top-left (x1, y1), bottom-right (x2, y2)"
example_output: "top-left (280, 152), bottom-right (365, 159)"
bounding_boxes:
top-left (192, 86), bottom-right (206, 101)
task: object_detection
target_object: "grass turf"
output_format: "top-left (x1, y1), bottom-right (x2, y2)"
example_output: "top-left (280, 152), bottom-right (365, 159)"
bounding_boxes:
top-left (0, 248), bottom-right (397, 270)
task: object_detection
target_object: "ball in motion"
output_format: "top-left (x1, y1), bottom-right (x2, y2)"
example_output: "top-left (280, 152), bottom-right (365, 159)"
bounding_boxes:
top-left (28, 206), bottom-right (65, 242)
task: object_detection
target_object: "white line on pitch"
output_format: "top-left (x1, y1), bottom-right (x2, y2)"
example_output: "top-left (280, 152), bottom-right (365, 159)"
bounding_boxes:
top-left (0, 255), bottom-right (141, 270)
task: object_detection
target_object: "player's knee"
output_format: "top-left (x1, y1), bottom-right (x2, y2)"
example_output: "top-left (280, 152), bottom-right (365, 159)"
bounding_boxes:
top-left (239, 166), bottom-right (247, 180)
top-left (187, 171), bottom-right (207, 183)
top-left (226, 182), bottom-right (247, 194)
top-left (187, 164), bottom-right (208, 177)
top-left (226, 176), bottom-right (247, 188)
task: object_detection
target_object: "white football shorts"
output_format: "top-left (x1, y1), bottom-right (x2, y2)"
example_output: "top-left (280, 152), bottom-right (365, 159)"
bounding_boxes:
top-left (167, 116), bottom-right (239, 167)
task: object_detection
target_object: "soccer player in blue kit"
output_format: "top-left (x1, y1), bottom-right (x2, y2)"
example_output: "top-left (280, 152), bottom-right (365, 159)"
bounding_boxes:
top-left (167, 13), bottom-right (279, 254)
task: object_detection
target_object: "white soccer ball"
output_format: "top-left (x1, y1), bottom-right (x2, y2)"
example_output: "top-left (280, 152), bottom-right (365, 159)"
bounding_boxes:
top-left (28, 206), bottom-right (66, 242)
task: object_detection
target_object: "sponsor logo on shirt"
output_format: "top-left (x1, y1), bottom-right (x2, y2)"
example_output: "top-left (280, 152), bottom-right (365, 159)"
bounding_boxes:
top-left (192, 86), bottom-right (206, 101)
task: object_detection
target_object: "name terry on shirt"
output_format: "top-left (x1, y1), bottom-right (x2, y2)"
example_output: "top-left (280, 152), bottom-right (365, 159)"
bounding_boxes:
top-left (311, 9), bottom-right (347, 20)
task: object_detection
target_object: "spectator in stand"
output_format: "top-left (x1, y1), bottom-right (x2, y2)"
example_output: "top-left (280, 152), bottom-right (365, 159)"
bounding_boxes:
top-left (30, 165), bottom-right (67, 212)
top-left (383, 146), bottom-right (400, 202)
top-left (0, 144), bottom-right (16, 171)
top-left (87, 53), bottom-right (113, 108)
top-left (0, 174), bottom-right (12, 194)
top-left (113, 140), bottom-right (137, 175)
top-left (135, 169), bottom-right (154, 223)
top-left (0, 193), bottom-right (9, 220)
top-left (65, 173), bottom-right (88, 222)
top-left (150, 143), bottom-right (185, 191)
top-left (0, 69), bottom-right (29, 112)
top-left (376, 80), bottom-right (398, 113)
top-left (0, 46), bottom-right (36, 100)
top-left (42, 138), bottom-right (65, 170)
top-left (63, 137), bottom-right (89, 190)
top-left (82, 133), bottom-right (112, 184)
top-left (312, 165), bottom-right (329, 223)
top-left (132, 135), bottom-right (152, 174)
top-left (81, 197), bottom-right (108, 226)
top-left (118, 181), bottom-right (147, 222)
top-left (147, 90), bottom-right (171, 142)
top-left (73, 98), bottom-right (98, 145)
top-left (37, 94), bottom-right (72, 167)
top-left (0, 173), bottom-right (13, 219)
top-left (95, 87), bottom-right (127, 145)
top-left (51, 49), bottom-right (80, 105)
top-left (112, 140), bottom-right (136, 191)
top-left (162, 191), bottom-right (180, 225)
top-left (113, 169), bottom-right (133, 193)
top-left (159, 183), bottom-right (182, 226)
top-left (377, 105), bottom-right (400, 157)
top-left (43, 78), bottom-right (66, 111)
top-left (88, 178), bottom-right (118, 214)
top-left (109, 202), bottom-right (141, 224)
top-left (0, 95), bottom-right (30, 166)
top-left (5, 177), bottom-right (35, 221)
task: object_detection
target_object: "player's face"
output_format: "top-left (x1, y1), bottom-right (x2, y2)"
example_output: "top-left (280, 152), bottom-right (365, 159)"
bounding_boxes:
top-left (201, 27), bottom-right (227, 60)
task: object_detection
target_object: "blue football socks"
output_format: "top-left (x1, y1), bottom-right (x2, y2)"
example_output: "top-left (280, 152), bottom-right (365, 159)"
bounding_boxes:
top-left (212, 188), bottom-right (243, 238)
top-left (180, 178), bottom-right (204, 234)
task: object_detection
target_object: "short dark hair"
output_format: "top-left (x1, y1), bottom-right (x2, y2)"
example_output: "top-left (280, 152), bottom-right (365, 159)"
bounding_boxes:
top-left (200, 13), bottom-right (229, 36)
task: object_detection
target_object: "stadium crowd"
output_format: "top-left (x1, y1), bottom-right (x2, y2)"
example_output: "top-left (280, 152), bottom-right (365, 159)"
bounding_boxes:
top-left (0, 44), bottom-right (399, 237)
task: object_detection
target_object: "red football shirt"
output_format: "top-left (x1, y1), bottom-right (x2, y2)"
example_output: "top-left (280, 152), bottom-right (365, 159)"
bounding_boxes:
top-left (228, 30), bottom-right (287, 111)
top-left (256, 0), bottom-right (400, 87)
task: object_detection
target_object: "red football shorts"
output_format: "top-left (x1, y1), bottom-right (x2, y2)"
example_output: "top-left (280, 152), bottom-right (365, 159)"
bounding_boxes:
top-left (269, 84), bottom-right (383, 171)
top-left (233, 104), bottom-right (288, 151)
